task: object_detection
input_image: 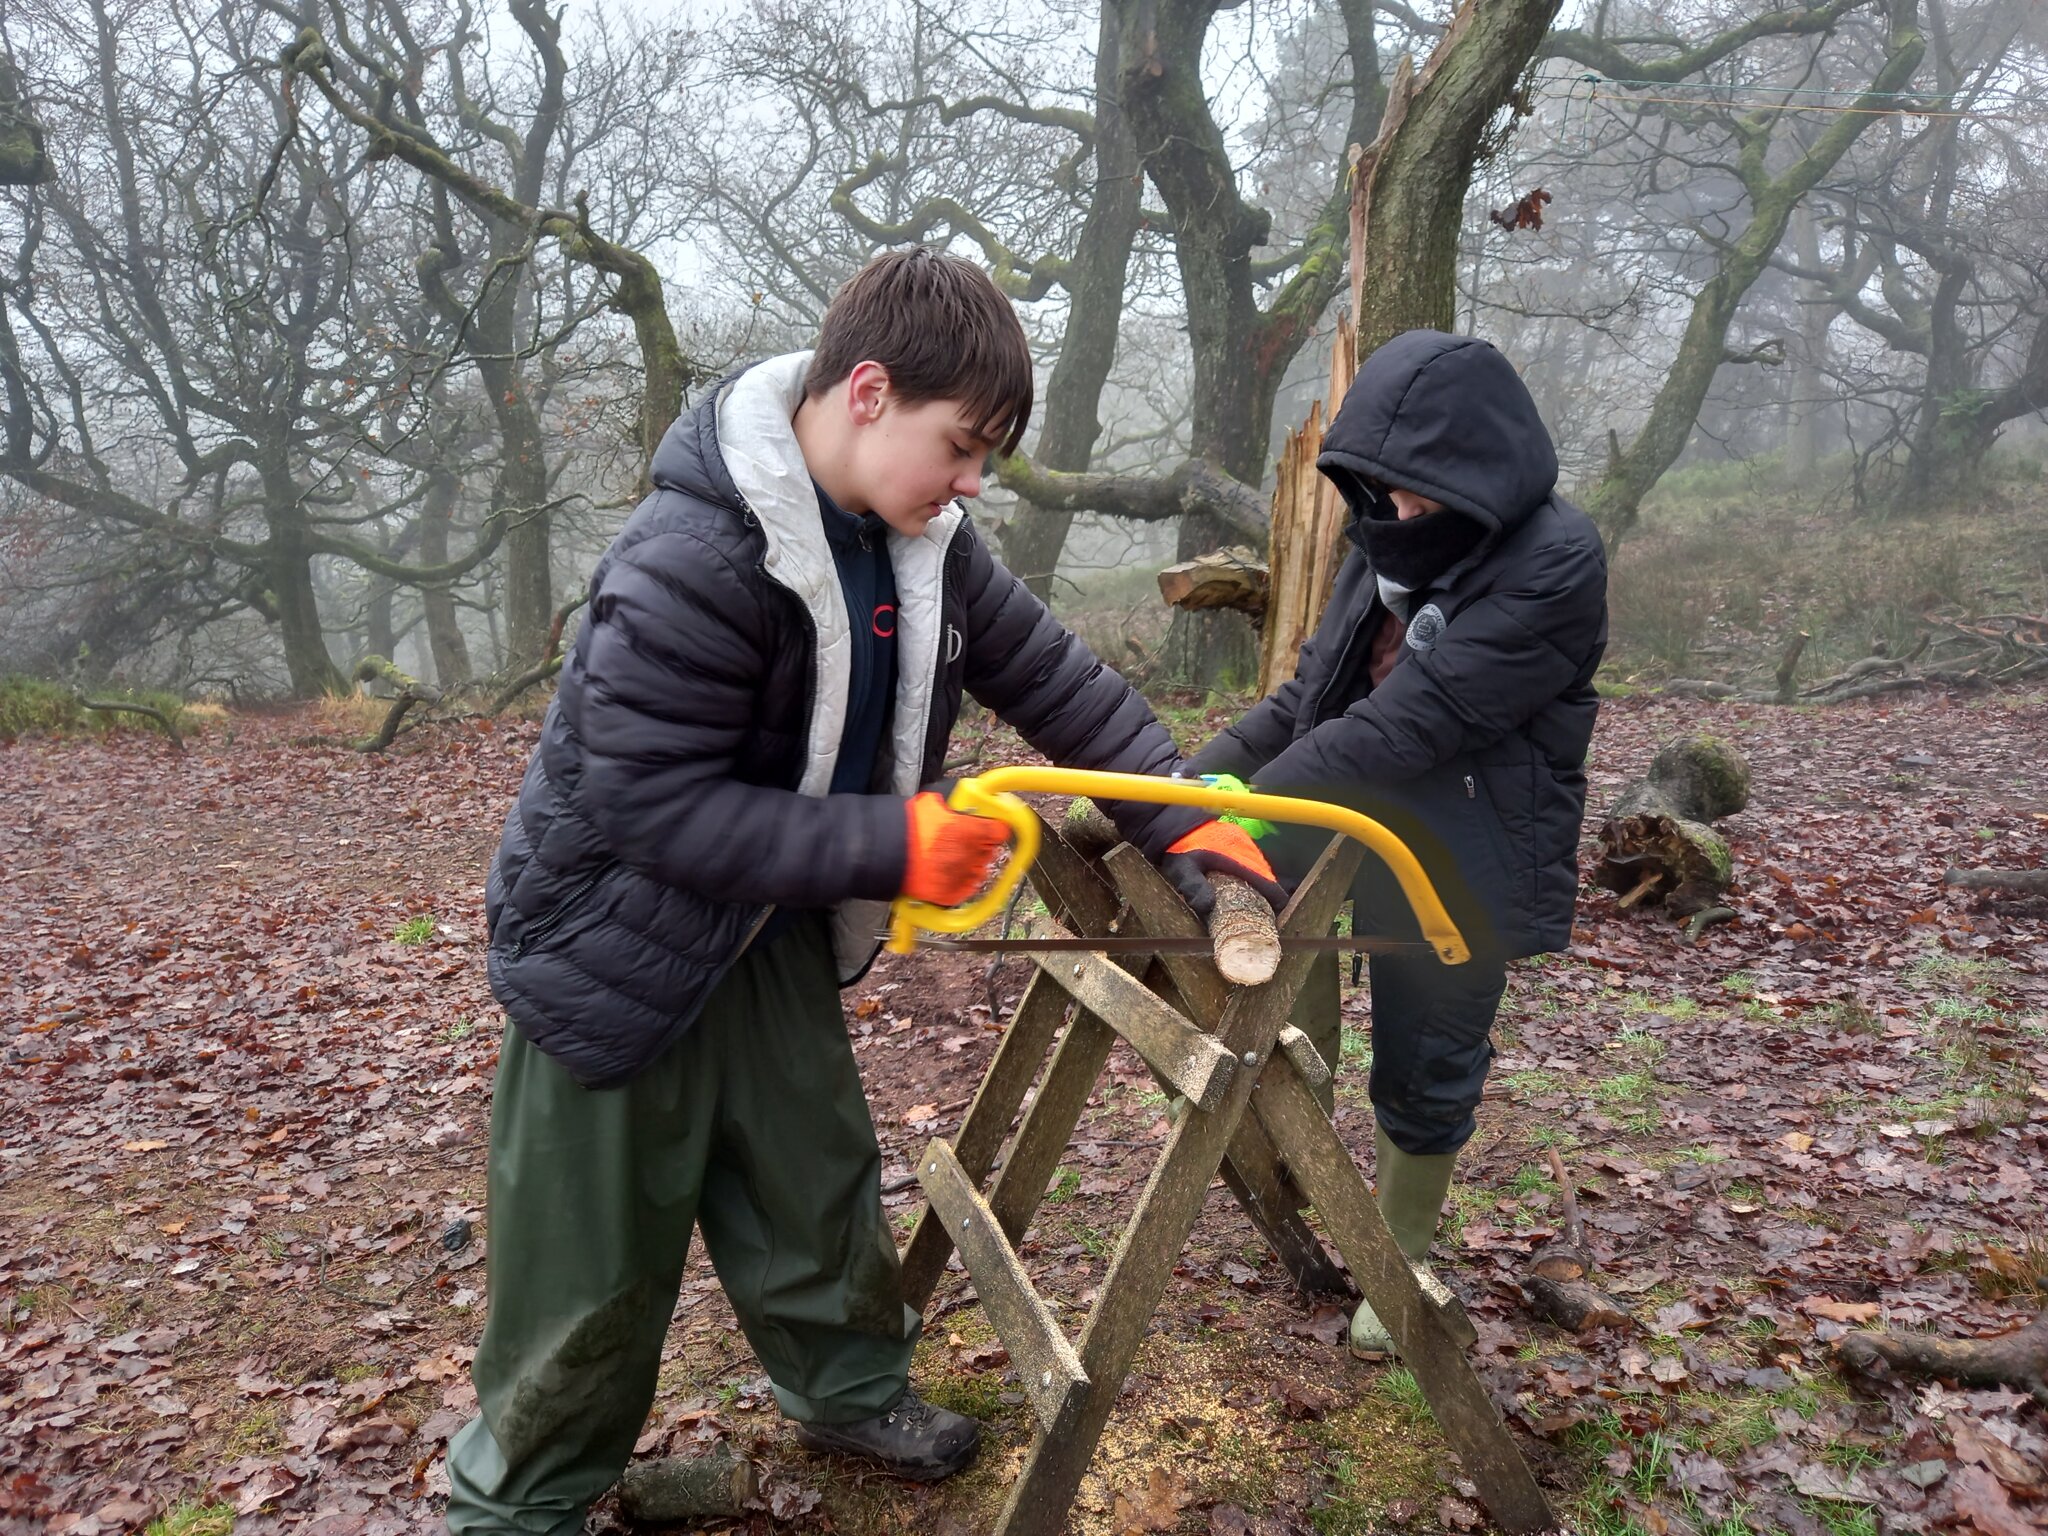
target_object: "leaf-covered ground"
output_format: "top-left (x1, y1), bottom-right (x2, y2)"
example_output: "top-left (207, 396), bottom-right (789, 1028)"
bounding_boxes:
top-left (2, 689), bottom-right (2045, 1536)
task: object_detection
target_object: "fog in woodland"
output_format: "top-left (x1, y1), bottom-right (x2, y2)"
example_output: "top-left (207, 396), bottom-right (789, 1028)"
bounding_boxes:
top-left (2, 0), bottom-right (2043, 698)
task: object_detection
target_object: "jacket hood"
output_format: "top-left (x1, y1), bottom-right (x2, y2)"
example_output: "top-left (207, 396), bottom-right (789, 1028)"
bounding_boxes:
top-left (1317, 331), bottom-right (1559, 543)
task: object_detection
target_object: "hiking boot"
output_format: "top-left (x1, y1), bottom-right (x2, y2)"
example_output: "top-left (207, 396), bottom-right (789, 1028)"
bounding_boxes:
top-left (792, 1390), bottom-right (981, 1481)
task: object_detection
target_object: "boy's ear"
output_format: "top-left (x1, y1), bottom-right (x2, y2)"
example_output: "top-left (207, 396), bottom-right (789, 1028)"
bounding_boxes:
top-left (846, 360), bottom-right (893, 426)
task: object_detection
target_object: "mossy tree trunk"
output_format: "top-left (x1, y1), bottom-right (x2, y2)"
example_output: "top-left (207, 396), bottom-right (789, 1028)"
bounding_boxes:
top-left (1116, 0), bottom-right (1385, 684)
top-left (1571, 0), bottom-right (1926, 540)
top-left (997, 0), bottom-right (1146, 601)
top-left (1347, 0), bottom-right (1567, 358)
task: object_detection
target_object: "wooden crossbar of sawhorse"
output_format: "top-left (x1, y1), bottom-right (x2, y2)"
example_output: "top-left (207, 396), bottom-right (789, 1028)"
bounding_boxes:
top-left (898, 819), bottom-right (1554, 1535)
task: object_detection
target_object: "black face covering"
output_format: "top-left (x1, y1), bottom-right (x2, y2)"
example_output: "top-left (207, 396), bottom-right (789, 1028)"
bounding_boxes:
top-left (1350, 486), bottom-right (1487, 590)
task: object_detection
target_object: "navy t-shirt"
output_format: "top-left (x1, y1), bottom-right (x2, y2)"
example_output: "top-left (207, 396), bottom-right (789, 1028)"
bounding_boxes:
top-left (758, 485), bottom-right (899, 943)
top-left (818, 484), bottom-right (898, 797)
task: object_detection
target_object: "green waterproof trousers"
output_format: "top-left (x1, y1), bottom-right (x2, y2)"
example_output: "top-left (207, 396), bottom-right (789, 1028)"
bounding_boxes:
top-left (444, 916), bottom-right (918, 1535)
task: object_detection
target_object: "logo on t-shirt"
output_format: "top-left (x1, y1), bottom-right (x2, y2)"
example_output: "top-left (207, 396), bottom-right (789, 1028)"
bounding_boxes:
top-left (872, 603), bottom-right (898, 639)
top-left (1407, 603), bottom-right (1447, 651)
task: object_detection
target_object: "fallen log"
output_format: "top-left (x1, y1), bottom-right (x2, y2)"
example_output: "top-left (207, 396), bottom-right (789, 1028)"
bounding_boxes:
top-left (616, 1443), bottom-right (759, 1521)
top-left (1945, 867), bottom-right (2048, 898)
top-left (1835, 1308), bottom-right (2048, 1407)
top-left (350, 656), bottom-right (440, 753)
top-left (1595, 734), bottom-right (1747, 918)
top-left (78, 698), bottom-right (185, 753)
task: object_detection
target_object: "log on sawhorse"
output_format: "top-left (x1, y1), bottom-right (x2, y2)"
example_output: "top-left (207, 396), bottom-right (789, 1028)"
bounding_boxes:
top-left (898, 817), bottom-right (1555, 1535)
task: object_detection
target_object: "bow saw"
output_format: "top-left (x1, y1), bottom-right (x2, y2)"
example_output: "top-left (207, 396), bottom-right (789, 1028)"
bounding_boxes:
top-left (882, 766), bottom-right (1469, 966)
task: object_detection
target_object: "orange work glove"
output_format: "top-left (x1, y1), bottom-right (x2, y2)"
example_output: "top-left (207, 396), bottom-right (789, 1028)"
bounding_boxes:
top-left (902, 790), bottom-right (1012, 906)
top-left (1162, 819), bottom-right (1290, 916)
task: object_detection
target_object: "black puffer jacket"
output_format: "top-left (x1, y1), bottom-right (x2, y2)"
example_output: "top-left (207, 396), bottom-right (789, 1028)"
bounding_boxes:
top-left (1192, 331), bottom-right (1608, 958)
top-left (486, 353), bottom-right (1204, 1087)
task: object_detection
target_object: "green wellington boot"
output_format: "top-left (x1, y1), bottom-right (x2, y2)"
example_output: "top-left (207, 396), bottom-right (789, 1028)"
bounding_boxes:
top-left (1349, 1123), bottom-right (1462, 1359)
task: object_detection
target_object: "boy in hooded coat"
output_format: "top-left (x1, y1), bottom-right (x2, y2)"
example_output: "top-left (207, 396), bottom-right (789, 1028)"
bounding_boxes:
top-left (1188, 330), bottom-right (1608, 1355)
top-left (447, 249), bottom-right (1278, 1533)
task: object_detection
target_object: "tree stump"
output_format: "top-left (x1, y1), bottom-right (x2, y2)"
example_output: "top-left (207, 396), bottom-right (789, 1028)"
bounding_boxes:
top-left (1594, 734), bottom-right (1748, 918)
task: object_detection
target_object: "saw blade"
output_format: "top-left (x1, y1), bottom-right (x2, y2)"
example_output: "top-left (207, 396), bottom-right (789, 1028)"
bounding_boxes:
top-left (892, 934), bottom-right (1430, 956)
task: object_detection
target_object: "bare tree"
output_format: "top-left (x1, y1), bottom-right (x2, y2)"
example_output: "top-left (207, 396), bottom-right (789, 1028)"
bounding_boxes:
top-left (0, 0), bottom-right (515, 694)
top-left (1550, 0), bottom-right (1930, 536)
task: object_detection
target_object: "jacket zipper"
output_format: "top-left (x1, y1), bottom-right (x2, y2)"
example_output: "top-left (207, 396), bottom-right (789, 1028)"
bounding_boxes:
top-left (926, 523), bottom-right (969, 775)
top-left (509, 862), bottom-right (615, 958)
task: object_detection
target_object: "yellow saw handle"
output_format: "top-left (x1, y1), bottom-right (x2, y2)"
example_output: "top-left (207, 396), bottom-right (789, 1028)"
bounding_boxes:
top-left (884, 766), bottom-right (1469, 965)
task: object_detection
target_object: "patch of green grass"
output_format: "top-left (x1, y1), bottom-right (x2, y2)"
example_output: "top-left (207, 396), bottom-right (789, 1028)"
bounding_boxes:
top-left (1611, 1027), bottom-right (1669, 1067)
top-left (1596, 1070), bottom-right (1658, 1109)
top-left (1373, 1367), bottom-right (1431, 1423)
top-left (225, 1401), bottom-right (286, 1455)
top-left (1905, 950), bottom-right (2007, 986)
top-left (1932, 996), bottom-right (1998, 1026)
top-left (1506, 1163), bottom-right (1554, 1198)
top-left (146, 1504), bottom-right (235, 1536)
top-left (1622, 992), bottom-right (1699, 1022)
top-left (1044, 1168), bottom-right (1081, 1205)
top-left (1875, 1088), bottom-right (1969, 1122)
top-left (1673, 1145), bottom-right (1728, 1166)
top-left (1066, 1219), bottom-right (1111, 1259)
top-left (1720, 970), bottom-right (1759, 998)
top-left (1530, 1124), bottom-right (1581, 1150)
top-left (1502, 1068), bottom-right (1562, 1097)
top-left (436, 1016), bottom-right (478, 1044)
top-left (919, 1367), bottom-right (1005, 1421)
top-left (393, 914), bottom-right (436, 945)
top-left (1810, 1503), bottom-right (1880, 1536)
top-left (1307, 1371), bottom-right (1450, 1534)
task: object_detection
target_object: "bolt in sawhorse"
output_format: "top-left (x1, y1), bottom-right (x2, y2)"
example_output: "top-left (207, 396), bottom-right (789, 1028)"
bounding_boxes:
top-left (894, 816), bottom-right (1554, 1535)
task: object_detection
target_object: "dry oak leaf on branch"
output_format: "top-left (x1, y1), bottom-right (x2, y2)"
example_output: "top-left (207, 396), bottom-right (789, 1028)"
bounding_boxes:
top-left (1488, 187), bottom-right (1552, 232)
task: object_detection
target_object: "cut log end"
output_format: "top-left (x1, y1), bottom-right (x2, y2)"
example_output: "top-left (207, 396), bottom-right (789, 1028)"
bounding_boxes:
top-left (1158, 546), bottom-right (1270, 620)
top-left (1207, 873), bottom-right (1281, 984)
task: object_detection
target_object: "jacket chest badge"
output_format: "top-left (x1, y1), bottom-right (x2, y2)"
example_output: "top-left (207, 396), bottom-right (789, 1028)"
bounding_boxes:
top-left (1406, 603), bottom-right (1447, 652)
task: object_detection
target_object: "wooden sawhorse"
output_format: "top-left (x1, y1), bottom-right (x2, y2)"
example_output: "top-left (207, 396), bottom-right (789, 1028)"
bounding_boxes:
top-left (897, 817), bottom-right (1553, 1534)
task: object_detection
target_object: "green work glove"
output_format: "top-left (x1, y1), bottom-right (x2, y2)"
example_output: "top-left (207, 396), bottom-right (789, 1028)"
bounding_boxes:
top-left (1199, 773), bottom-right (1275, 841)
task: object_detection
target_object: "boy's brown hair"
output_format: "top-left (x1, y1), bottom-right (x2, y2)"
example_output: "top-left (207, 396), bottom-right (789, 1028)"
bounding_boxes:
top-left (806, 247), bottom-right (1034, 456)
